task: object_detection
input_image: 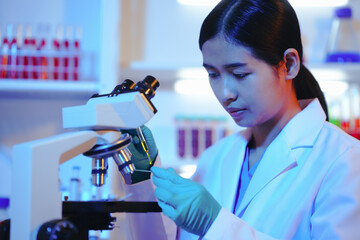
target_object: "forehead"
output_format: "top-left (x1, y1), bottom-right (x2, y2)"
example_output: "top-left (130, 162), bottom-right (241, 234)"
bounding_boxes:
top-left (201, 35), bottom-right (255, 66)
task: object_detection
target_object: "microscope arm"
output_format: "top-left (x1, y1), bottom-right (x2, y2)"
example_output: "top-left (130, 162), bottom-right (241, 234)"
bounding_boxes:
top-left (10, 76), bottom-right (161, 239)
top-left (10, 131), bottom-right (97, 240)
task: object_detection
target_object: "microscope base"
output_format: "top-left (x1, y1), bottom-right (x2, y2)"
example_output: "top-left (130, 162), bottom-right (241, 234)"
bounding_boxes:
top-left (36, 201), bottom-right (163, 240)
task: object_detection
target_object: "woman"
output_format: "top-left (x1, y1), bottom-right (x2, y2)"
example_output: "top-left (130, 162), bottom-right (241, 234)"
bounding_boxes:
top-left (151, 0), bottom-right (360, 239)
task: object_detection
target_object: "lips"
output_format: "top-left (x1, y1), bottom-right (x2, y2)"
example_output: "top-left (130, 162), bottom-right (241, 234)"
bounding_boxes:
top-left (226, 107), bottom-right (247, 119)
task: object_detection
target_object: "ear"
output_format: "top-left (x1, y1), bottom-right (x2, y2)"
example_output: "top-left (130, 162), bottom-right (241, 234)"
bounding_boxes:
top-left (283, 48), bottom-right (300, 80)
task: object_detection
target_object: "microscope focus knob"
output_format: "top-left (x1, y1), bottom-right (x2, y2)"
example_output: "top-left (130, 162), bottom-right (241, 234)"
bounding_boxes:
top-left (37, 219), bottom-right (80, 240)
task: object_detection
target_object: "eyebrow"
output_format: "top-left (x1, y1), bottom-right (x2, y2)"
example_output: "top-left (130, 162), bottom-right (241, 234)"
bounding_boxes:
top-left (202, 62), bottom-right (247, 69)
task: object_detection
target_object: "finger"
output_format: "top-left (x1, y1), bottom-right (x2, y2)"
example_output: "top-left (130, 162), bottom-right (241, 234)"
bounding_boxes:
top-left (159, 168), bottom-right (185, 185)
top-left (152, 174), bottom-right (174, 189)
top-left (151, 166), bottom-right (169, 178)
top-left (151, 167), bottom-right (185, 184)
top-left (152, 172), bottom-right (180, 188)
top-left (157, 201), bottom-right (178, 221)
top-left (166, 169), bottom-right (186, 184)
top-left (168, 168), bottom-right (177, 174)
top-left (154, 188), bottom-right (173, 204)
top-left (152, 177), bottom-right (188, 198)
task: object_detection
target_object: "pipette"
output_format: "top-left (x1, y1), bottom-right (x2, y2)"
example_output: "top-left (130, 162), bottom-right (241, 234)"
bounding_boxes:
top-left (136, 127), bottom-right (152, 165)
top-left (134, 169), bottom-right (152, 173)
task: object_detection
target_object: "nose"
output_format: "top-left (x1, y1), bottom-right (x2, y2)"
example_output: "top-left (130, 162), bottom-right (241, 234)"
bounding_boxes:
top-left (222, 76), bottom-right (238, 104)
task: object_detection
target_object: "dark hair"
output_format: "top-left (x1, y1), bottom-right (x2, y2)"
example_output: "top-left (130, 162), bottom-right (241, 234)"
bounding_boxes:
top-left (199, 0), bottom-right (328, 120)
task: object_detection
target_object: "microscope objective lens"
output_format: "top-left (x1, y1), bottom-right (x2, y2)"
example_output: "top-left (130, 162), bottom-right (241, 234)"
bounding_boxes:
top-left (92, 158), bottom-right (108, 187)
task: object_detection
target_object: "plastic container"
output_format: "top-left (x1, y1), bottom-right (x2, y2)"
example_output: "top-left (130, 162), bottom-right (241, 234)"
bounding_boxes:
top-left (326, 7), bottom-right (360, 63)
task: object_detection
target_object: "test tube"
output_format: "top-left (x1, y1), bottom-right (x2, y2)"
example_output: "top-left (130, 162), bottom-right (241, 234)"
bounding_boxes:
top-left (8, 24), bottom-right (17, 79)
top-left (62, 26), bottom-right (72, 81)
top-left (21, 25), bottom-right (31, 79)
top-left (52, 25), bottom-right (63, 80)
top-left (191, 116), bottom-right (200, 159)
top-left (73, 26), bottom-right (82, 81)
top-left (0, 35), bottom-right (9, 79)
top-left (37, 24), bottom-right (50, 80)
top-left (204, 116), bottom-right (213, 149)
top-left (16, 25), bottom-right (24, 79)
top-left (175, 115), bottom-right (186, 159)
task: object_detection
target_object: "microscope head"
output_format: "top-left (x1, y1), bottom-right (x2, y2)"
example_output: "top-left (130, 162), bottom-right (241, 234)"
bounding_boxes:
top-left (62, 76), bottom-right (159, 185)
top-left (63, 75), bottom-right (159, 130)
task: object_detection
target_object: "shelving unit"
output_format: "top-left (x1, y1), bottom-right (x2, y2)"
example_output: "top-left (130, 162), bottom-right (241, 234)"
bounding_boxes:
top-left (0, 0), bottom-right (121, 96)
top-left (0, 79), bottom-right (99, 93)
top-left (307, 63), bottom-right (360, 83)
top-left (0, 0), bottom-right (122, 146)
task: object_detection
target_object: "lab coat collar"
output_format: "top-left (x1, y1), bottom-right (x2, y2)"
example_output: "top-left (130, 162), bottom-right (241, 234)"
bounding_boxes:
top-left (283, 98), bottom-right (326, 149)
top-left (234, 98), bottom-right (326, 215)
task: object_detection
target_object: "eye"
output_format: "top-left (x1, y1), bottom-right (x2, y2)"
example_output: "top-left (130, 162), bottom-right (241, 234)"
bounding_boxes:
top-left (208, 71), bottom-right (220, 79)
top-left (234, 73), bottom-right (250, 79)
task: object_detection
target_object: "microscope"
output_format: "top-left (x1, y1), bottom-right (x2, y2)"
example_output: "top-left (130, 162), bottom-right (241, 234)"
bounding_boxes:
top-left (5, 76), bottom-right (162, 240)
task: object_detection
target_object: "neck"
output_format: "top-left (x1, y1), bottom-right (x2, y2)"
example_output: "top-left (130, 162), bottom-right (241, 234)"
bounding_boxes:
top-left (251, 98), bottom-right (301, 151)
top-left (247, 103), bottom-right (300, 169)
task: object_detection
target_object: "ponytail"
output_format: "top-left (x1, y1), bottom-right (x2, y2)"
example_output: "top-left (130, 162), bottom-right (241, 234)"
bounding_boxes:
top-left (293, 64), bottom-right (329, 121)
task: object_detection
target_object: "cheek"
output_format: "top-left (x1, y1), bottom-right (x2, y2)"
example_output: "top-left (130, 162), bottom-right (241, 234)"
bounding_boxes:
top-left (246, 78), bottom-right (280, 112)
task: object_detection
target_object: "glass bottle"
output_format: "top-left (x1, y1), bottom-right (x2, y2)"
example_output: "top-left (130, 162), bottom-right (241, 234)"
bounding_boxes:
top-left (0, 197), bottom-right (9, 221)
top-left (326, 6), bottom-right (360, 63)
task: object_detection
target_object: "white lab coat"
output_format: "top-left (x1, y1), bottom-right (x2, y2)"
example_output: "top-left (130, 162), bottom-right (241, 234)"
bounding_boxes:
top-left (119, 156), bottom-right (177, 240)
top-left (178, 99), bottom-right (360, 240)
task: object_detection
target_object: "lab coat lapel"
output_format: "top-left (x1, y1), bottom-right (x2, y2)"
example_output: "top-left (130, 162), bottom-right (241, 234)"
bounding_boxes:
top-left (220, 129), bottom-right (252, 211)
top-left (235, 99), bottom-right (326, 215)
top-left (236, 132), bottom-right (297, 215)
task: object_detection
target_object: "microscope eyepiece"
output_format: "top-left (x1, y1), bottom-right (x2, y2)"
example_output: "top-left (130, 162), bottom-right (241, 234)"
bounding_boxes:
top-left (133, 75), bottom-right (159, 99)
top-left (101, 75), bottom-right (159, 99)
top-left (119, 79), bottom-right (136, 91)
top-left (144, 75), bottom-right (160, 91)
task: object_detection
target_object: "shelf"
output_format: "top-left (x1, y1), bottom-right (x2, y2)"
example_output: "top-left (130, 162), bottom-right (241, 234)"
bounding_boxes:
top-left (307, 63), bottom-right (360, 83)
top-left (0, 79), bottom-right (99, 93)
top-left (307, 62), bottom-right (360, 70)
top-left (1, 63), bottom-right (358, 93)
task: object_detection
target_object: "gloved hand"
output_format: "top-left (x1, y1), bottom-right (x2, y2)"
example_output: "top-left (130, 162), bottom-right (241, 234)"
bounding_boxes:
top-left (151, 167), bottom-right (221, 237)
top-left (121, 125), bottom-right (158, 184)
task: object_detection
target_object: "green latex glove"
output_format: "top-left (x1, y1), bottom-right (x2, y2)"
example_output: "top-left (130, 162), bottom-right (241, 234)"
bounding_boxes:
top-left (151, 167), bottom-right (221, 236)
top-left (121, 126), bottom-right (158, 184)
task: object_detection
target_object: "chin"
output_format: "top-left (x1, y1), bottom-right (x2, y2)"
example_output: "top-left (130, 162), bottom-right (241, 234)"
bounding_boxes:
top-left (234, 118), bottom-right (255, 128)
